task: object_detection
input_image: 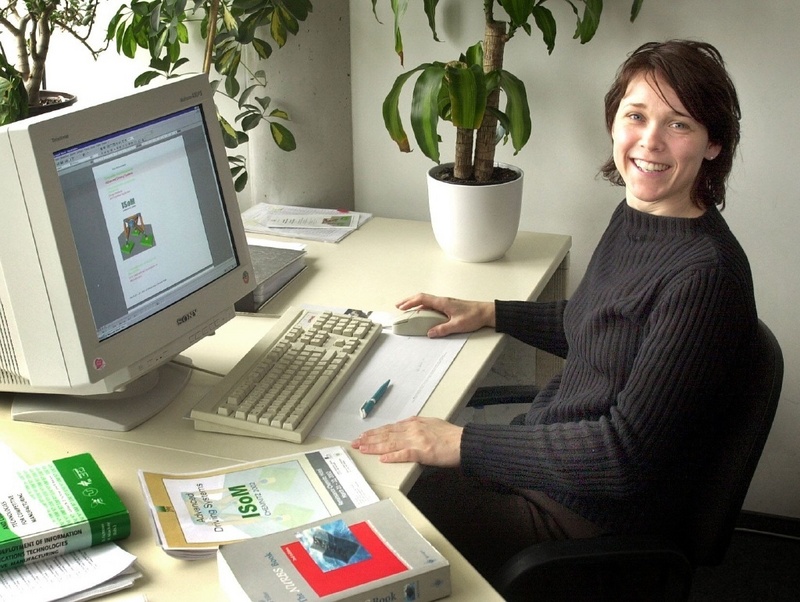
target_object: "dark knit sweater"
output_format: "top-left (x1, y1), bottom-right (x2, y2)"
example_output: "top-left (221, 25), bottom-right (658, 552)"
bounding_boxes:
top-left (460, 201), bottom-right (757, 537)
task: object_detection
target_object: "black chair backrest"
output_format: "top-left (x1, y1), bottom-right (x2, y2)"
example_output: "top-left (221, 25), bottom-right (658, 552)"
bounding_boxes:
top-left (688, 320), bottom-right (784, 565)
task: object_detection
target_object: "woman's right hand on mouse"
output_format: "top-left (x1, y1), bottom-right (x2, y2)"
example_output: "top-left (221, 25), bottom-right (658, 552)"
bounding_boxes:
top-left (396, 293), bottom-right (495, 338)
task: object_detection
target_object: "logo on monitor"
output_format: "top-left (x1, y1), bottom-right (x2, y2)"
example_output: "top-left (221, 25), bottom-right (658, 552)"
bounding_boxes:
top-left (180, 91), bottom-right (203, 103)
top-left (177, 309), bottom-right (197, 325)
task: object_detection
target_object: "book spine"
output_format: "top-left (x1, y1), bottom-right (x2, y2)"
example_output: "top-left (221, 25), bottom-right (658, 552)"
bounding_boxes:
top-left (0, 453), bottom-right (130, 570)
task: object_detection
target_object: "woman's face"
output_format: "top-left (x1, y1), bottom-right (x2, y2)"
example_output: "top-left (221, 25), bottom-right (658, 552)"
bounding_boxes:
top-left (612, 73), bottom-right (721, 217)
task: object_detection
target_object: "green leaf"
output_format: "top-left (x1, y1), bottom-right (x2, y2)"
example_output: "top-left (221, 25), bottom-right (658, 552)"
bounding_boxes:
top-left (497, 70), bottom-right (531, 153)
top-left (270, 121), bottom-right (297, 151)
top-left (130, 1), bottom-right (151, 17)
top-left (238, 84), bottom-right (258, 107)
top-left (422, 0), bottom-right (440, 41)
top-left (221, 4), bottom-right (238, 31)
top-left (382, 65), bottom-right (430, 153)
top-left (411, 63), bottom-right (446, 163)
top-left (269, 108), bottom-right (289, 120)
top-left (270, 9), bottom-right (288, 47)
top-left (106, 9), bottom-right (124, 41)
top-left (240, 113), bottom-right (261, 131)
top-left (233, 169), bottom-right (248, 192)
top-left (531, 5), bottom-right (557, 54)
top-left (279, 6), bottom-right (301, 37)
top-left (463, 40), bottom-right (483, 69)
top-left (572, 0), bottom-right (603, 44)
top-left (630, 0), bottom-right (644, 21)
top-left (251, 37), bottom-right (272, 60)
top-left (121, 26), bottom-right (139, 58)
top-left (502, 0), bottom-right (533, 28)
top-left (218, 114), bottom-right (239, 148)
top-left (391, 0), bottom-right (409, 64)
top-left (445, 63), bottom-right (485, 130)
top-left (176, 21), bottom-right (189, 43)
top-left (134, 71), bottom-right (163, 87)
top-left (224, 73), bottom-right (241, 97)
top-left (281, 0), bottom-right (312, 21)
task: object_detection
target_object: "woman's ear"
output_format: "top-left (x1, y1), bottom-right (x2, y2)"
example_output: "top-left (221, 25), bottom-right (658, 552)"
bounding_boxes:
top-left (706, 142), bottom-right (722, 160)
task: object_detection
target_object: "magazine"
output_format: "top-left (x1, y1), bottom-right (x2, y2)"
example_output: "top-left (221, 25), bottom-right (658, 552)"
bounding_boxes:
top-left (138, 446), bottom-right (379, 559)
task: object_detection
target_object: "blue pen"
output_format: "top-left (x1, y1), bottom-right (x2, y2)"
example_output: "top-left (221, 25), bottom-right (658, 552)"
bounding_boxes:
top-left (360, 379), bottom-right (391, 418)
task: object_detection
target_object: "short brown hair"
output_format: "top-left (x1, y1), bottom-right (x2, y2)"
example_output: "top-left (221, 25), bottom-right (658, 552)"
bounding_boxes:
top-left (600, 40), bottom-right (741, 210)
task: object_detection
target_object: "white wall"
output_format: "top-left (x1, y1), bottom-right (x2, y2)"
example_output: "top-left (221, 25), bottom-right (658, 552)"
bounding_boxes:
top-left (350, 0), bottom-right (800, 518)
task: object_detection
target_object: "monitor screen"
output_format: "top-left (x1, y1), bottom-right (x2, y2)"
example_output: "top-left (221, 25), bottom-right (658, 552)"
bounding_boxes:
top-left (0, 75), bottom-right (254, 430)
top-left (56, 105), bottom-right (238, 342)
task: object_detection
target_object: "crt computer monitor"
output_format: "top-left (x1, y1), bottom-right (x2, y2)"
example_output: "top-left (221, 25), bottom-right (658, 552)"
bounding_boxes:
top-left (0, 74), bottom-right (254, 431)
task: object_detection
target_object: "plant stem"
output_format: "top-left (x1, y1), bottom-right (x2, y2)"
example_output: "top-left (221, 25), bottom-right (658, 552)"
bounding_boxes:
top-left (454, 127), bottom-right (475, 179)
top-left (474, 14), bottom-right (506, 182)
top-left (203, 0), bottom-right (219, 74)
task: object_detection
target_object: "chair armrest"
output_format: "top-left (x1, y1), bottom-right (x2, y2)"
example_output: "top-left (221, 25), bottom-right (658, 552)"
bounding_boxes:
top-left (467, 385), bottom-right (540, 407)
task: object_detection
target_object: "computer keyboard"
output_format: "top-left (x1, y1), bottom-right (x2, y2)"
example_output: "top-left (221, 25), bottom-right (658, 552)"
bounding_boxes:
top-left (190, 306), bottom-right (382, 443)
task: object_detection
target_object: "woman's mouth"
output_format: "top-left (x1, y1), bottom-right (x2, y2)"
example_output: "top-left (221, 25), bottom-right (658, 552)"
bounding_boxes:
top-left (633, 159), bottom-right (669, 173)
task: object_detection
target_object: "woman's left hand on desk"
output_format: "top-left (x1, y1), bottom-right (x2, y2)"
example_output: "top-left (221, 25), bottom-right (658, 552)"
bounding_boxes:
top-left (352, 416), bottom-right (462, 467)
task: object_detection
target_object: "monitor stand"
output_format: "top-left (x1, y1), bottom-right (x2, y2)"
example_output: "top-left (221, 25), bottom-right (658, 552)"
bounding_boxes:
top-left (10, 361), bottom-right (192, 432)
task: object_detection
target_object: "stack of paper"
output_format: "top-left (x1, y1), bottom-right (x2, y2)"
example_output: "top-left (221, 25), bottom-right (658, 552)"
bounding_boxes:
top-left (241, 204), bottom-right (372, 243)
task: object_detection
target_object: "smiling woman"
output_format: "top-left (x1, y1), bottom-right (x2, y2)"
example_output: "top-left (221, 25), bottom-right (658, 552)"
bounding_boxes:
top-left (352, 40), bottom-right (757, 584)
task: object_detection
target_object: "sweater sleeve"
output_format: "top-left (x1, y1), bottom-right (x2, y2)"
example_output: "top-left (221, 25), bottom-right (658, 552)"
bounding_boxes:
top-left (495, 299), bottom-right (569, 358)
top-left (463, 267), bottom-right (755, 504)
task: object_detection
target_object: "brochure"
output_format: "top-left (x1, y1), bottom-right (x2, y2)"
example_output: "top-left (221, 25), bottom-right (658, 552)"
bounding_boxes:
top-left (138, 446), bottom-right (379, 559)
top-left (241, 203), bottom-right (372, 243)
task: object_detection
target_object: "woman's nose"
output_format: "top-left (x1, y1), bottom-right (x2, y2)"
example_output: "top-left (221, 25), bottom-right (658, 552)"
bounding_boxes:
top-left (639, 123), bottom-right (665, 150)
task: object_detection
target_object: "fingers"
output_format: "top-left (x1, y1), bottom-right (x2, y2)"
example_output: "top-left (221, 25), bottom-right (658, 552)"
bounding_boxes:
top-left (352, 417), bottom-right (462, 467)
top-left (396, 293), bottom-right (439, 312)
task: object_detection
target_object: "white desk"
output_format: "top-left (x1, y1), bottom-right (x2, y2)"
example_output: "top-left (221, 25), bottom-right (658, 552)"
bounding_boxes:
top-left (0, 217), bottom-right (570, 601)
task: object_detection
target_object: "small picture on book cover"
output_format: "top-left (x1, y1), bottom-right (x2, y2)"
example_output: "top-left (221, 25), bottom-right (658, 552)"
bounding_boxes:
top-left (283, 519), bottom-right (408, 598)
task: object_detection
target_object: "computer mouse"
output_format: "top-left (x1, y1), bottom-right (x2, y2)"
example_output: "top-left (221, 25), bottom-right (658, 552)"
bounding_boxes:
top-left (391, 308), bottom-right (448, 336)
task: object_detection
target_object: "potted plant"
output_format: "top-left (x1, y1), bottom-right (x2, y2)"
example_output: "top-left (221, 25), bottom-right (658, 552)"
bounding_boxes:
top-left (372, 0), bottom-right (645, 261)
top-left (0, 0), bottom-right (105, 117)
top-left (107, 0), bottom-right (312, 192)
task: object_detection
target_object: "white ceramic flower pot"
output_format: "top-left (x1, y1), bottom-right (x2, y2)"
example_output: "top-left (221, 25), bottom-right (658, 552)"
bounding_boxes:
top-left (427, 162), bottom-right (523, 262)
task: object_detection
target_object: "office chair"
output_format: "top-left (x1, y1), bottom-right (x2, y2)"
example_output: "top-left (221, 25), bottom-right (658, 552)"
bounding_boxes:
top-left (470, 320), bottom-right (784, 602)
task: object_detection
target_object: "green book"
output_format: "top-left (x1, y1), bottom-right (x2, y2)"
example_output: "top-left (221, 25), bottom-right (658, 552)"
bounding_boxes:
top-left (0, 453), bottom-right (130, 571)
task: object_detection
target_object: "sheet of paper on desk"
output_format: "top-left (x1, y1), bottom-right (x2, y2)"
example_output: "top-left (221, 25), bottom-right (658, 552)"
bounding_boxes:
top-left (0, 544), bottom-right (141, 602)
top-left (310, 328), bottom-right (467, 442)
